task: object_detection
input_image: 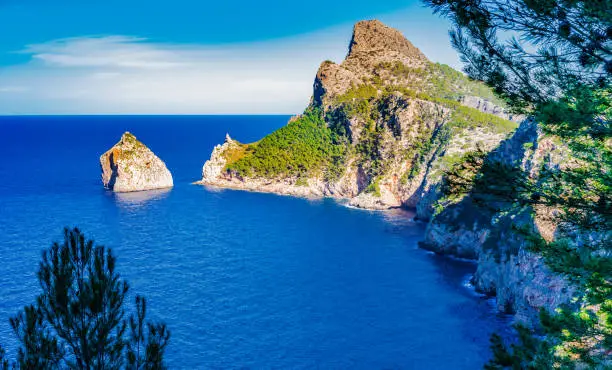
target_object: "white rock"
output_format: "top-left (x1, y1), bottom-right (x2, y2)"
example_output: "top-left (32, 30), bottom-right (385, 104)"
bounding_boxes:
top-left (100, 132), bottom-right (173, 192)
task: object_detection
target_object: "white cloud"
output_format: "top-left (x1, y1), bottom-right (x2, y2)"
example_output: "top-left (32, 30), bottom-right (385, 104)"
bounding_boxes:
top-left (23, 36), bottom-right (196, 69)
top-left (0, 10), bottom-right (459, 114)
top-left (0, 29), bottom-right (351, 114)
top-left (0, 86), bottom-right (28, 93)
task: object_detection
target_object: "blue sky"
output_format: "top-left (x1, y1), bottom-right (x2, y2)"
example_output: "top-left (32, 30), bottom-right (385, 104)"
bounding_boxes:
top-left (0, 0), bottom-right (459, 114)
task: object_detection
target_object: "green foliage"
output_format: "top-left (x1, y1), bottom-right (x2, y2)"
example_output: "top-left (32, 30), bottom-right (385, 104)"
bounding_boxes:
top-left (1, 227), bottom-right (170, 369)
top-left (423, 0), bottom-right (611, 111)
top-left (355, 125), bottom-right (385, 178)
top-left (335, 84), bottom-right (379, 104)
top-left (425, 0), bottom-right (612, 366)
top-left (127, 296), bottom-right (170, 370)
top-left (485, 325), bottom-right (555, 369)
top-left (440, 148), bottom-right (488, 199)
top-left (428, 63), bottom-right (508, 107)
top-left (449, 104), bottom-right (517, 134)
top-left (419, 94), bottom-right (517, 134)
top-left (405, 126), bottom-right (452, 182)
top-left (376, 60), bottom-right (508, 107)
top-left (365, 177), bottom-right (382, 197)
top-left (226, 109), bottom-right (348, 180)
top-left (333, 84), bottom-right (380, 133)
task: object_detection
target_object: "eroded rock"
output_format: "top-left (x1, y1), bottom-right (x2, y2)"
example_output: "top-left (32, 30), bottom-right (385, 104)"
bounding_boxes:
top-left (100, 132), bottom-right (173, 192)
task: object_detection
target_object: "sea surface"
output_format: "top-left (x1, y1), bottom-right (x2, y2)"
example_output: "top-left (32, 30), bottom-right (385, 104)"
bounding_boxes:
top-left (0, 116), bottom-right (510, 369)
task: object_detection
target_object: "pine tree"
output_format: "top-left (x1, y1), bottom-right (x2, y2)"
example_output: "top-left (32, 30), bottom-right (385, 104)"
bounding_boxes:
top-left (423, 0), bottom-right (611, 367)
top-left (1, 227), bottom-right (170, 369)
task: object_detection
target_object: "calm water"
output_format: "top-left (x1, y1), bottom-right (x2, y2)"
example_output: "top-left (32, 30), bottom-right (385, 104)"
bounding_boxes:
top-left (0, 116), bottom-right (509, 369)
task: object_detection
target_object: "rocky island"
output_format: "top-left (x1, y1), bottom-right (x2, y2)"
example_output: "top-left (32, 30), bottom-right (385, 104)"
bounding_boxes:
top-left (198, 19), bottom-right (576, 328)
top-left (100, 132), bottom-right (173, 192)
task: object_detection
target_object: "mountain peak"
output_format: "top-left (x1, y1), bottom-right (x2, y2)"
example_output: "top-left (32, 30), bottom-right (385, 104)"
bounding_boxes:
top-left (346, 20), bottom-right (427, 63)
top-left (313, 20), bottom-right (429, 106)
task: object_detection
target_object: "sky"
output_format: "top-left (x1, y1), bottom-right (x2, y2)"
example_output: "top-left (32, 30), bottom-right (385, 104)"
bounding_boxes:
top-left (0, 0), bottom-right (460, 114)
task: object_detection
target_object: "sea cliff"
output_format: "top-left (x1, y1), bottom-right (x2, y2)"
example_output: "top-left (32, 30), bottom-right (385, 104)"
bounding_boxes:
top-left (422, 120), bottom-right (574, 325)
top-left (197, 20), bottom-right (572, 326)
top-left (199, 20), bottom-right (518, 214)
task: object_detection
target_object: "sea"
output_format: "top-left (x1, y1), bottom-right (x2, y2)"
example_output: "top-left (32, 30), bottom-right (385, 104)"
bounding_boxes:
top-left (0, 116), bottom-right (511, 369)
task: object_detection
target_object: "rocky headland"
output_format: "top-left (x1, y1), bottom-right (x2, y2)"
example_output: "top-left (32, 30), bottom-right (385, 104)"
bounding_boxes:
top-left (100, 132), bottom-right (173, 192)
top-left (199, 20), bottom-right (518, 212)
top-left (197, 20), bottom-right (573, 327)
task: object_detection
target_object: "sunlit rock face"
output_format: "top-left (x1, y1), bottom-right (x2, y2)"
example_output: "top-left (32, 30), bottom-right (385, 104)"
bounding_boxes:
top-left (100, 132), bottom-right (173, 192)
top-left (199, 20), bottom-right (515, 211)
top-left (314, 20), bottom-right (428, 108)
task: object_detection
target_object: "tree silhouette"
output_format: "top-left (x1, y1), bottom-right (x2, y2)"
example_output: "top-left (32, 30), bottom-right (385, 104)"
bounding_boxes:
top-left (1, 227), bottom-right (170, 369)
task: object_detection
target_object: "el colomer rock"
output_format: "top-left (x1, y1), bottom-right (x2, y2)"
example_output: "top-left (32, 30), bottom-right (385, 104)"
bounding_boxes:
top-left (100, 132), bottom-right (173, 192)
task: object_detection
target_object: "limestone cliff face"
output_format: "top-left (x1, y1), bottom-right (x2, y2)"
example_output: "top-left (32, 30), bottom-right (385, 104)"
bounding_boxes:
top-left (422, 120), bottom-right (575, 325)
top-left (313, 20), bottom-right (428, 107)
top-left (100, 132), bottom-right (173, 192)
top-left (200, 20), bottom-right (516, 214)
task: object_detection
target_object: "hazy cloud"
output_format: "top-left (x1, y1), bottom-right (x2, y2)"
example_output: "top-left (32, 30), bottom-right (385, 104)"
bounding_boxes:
top-left (0, 86), bottom-right (29, 93)
top-left (23, 36), bottom-right (199, 69)
top-left (0, 29), bottom-right (352, 114)
top-left (0, 11), bottom-right (460, 114)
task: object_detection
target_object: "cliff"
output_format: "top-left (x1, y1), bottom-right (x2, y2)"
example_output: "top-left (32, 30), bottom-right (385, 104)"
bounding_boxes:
top-left (100, 132), bottom-right (173, 192)
top-left (422, 120), bottom-right (575, 325)
top-left (198, 20), bottom-right (518, 217)
top-left (196, 20), bottom-right (573, 326)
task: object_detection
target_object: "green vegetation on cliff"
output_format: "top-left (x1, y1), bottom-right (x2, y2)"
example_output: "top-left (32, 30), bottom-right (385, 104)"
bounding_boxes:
top-left (217, 22), bottom-right (517, 197)
top-left (442, 99), bottom-right (517, 134)
top-left (226, 109), bottom-right (348, 180)
top-left (373, 61), bottom-right (508, 107)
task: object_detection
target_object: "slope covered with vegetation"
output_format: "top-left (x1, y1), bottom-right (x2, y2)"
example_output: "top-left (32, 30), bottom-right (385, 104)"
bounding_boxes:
top-left (219, 59), bottom-right (516, 187)
top-left (225, 109), bottom-right (348, 181)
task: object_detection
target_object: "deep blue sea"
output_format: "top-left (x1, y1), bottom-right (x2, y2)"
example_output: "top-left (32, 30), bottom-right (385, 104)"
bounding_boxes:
top-left (0, 116), bottom-right (510, 369)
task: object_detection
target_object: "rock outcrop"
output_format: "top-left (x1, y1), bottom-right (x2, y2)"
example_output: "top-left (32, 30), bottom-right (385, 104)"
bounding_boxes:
top-left (199, 20), bottom-right (516, 217)
top-left (421, 119), bottom-right (575, 325)
top-left (313, 20), bottom-right (428, 107)
top-left (100, 132), bottom-right (173, 192)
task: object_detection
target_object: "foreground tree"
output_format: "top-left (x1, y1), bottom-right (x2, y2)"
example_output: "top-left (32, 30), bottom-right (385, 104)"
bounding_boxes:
top-left (423, 0), bottom-right (611, 368)
top-left (1, 227), bottom-right (170, 369)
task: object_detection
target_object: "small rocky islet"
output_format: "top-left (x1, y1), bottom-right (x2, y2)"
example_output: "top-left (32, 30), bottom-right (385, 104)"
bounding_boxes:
top-left (100, 132), bottom-right (173, 192)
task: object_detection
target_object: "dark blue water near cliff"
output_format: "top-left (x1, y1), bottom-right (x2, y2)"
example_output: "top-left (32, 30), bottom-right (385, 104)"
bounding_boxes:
top-left (0, 116), bottom-right (509, 369)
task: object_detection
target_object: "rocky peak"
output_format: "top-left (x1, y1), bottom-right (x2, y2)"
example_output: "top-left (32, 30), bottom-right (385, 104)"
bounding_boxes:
top-left (120, 131), bottom-right (136, 143)
top-left (100, 132), bottom-right (173, 192)
top-left (313, 20), bottom-right (429, 107)
top-left (346, 20), bottom-right (427, 65)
